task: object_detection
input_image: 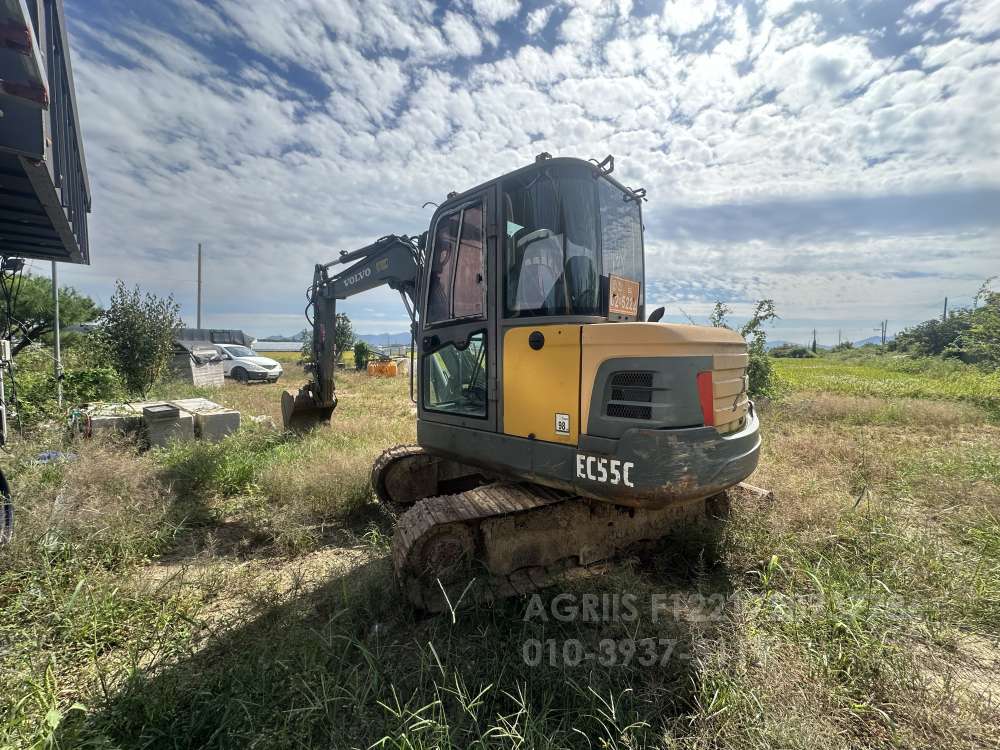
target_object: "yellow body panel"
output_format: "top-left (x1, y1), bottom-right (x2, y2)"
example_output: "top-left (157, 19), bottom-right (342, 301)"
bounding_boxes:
top-left (580, 323), bottom-right (749, 432)
top-left (503, 325), bottom-right (581, 444)
top-left (712, 353), bottom-right (750, 432)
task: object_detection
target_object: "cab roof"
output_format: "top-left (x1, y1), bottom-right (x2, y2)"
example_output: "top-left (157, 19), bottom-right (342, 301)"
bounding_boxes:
top-left (433, 155), bottom-right (644, 219)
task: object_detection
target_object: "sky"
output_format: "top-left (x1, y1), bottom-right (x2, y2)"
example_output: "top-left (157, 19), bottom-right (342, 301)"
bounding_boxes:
top-left (53, 0), bottom-right (999, 344)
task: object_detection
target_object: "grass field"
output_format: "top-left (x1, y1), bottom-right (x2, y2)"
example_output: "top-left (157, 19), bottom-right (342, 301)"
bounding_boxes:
top-left (774, 354), bottom-right (1000, 419)
top-left (1, 357), bottom-right (998, 748)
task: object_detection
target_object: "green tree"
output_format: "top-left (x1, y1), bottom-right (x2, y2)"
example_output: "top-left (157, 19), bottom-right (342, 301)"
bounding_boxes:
top-left (712, 299), bottom-right (778, 398)
top-left (334, 313), bottom-right (354, 362)
top-left (94, 281), bottom-right (182, 396)
top-left (894, 278), bottom-right (998, 369)
top-left (353, 340), bottom-right (371, 370)
top-left (5, 274), bottom-right (101, 356)
top-left (709, 302), bottom-right (732, 329)
top-left (895, 313), bottom-right (971, 357)
top-left (299, 313), bottom-right (354, 365)
top-left (959, 279), bottom-right (1000, 370)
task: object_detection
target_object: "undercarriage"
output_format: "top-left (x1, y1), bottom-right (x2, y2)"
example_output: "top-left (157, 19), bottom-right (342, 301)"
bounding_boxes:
top-left (373, 445), bottom-right (768, 611)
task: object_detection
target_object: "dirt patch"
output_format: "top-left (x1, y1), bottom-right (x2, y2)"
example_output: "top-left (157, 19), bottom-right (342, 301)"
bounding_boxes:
top-left (917, 632), bottom-right (1000, 714)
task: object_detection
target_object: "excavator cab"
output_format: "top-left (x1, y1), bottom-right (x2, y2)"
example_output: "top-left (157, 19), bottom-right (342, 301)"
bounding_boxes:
top-left (413, 156), bottom-right (643, 442)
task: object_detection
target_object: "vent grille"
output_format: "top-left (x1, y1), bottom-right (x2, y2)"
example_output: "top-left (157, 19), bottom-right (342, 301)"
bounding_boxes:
top-left (610, 372), bottom-right (652, 388)
top-left (606, 371), bottom-right (654, 420)
top-left (607, 403), bottom-right (653, 419)
top-left (611, 386), bottom-right (652, 402)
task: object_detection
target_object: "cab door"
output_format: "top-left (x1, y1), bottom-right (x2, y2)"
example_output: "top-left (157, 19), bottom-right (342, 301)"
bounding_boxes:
top-left (418, 189), bottom-right (498, 432)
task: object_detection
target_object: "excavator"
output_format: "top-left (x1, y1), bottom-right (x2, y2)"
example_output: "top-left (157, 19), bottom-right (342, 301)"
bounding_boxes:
top-left (283, 154), bottom-right (763, 611)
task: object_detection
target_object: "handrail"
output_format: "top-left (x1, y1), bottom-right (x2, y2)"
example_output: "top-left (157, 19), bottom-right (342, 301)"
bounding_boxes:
top-left (44, 0), bottom-right (89, 260)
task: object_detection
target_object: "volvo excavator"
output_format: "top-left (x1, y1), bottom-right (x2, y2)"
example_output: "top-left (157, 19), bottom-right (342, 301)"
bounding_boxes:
top-left (283, 154), bottom-right (764, 611)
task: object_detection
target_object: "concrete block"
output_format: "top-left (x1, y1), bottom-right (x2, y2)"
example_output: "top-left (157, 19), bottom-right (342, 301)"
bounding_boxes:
top-left (143, 403), bottom-right (180, 421)
top-left (170, 398), bottom-right (241, 442)
top-left (84, 402), bottom-right (144, 434)
top-left (190, 360), bottom-right (224, 388)
top-left (84, 399), bottom-right (238, 446)
top-left (87, 412), bottom-right (135, 433)
top-left (144, 407), bottom-right (195, 448)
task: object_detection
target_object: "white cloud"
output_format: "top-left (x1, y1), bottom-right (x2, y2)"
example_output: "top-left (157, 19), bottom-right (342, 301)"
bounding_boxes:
top-left (919, 37), bottom-right (1000, 68)
top-left (60, 0), bottom-right (1000, 336)
top-left (661, 0), bottom-right (721, 36)
top-left (526, 6), bottom-right (554, 35)
top-left (443, 12), bottom-right (484, 57)
top-left (906, 0), bottom-right (1000, 39)
top-left (465, 0), bottom-right (520, 24)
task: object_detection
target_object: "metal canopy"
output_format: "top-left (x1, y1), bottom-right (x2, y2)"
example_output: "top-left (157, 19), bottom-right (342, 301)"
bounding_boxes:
top-left (0, 0), bottom-right (90, 264)
top-left (0, 0), bottom-right (48, 109)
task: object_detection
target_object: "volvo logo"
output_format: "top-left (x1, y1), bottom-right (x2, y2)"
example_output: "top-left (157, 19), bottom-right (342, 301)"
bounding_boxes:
top-left (343, 267), bottom-right (372, 286)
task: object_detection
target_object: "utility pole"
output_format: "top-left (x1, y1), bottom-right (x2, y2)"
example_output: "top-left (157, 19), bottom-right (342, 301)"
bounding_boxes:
top-left (51, 261), bottom-right (62, 407)
top-left (942, 297), bottom-right (948, 322)
top-left (838, 329), bottom-right (842, 346)
top-left (196, 242), bottom-right (203, 329)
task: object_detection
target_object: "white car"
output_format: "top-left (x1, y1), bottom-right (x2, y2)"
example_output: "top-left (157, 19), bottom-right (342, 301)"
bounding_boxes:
top-left (215, 344), bottom-right (283, 383)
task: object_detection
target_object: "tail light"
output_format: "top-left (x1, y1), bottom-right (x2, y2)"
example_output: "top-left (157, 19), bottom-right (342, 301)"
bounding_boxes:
top-left (696, 371), bottom-right (715, 427)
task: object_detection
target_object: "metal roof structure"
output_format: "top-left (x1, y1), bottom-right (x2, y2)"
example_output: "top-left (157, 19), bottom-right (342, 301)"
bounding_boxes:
top-left (0, 0), bottom-right (90, 264)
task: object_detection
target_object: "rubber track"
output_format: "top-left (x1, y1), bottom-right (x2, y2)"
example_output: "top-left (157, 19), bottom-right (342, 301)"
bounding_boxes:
top-left (370, 444), bottom-right (428, 508)
top-left (392, 482), bottom-right (774, 612)
top-left (393, 482), bottom-right (581, 611)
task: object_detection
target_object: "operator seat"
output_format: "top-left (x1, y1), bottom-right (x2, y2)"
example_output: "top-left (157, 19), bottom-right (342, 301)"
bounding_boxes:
top-left (564, 254), bottom-right (598, 313)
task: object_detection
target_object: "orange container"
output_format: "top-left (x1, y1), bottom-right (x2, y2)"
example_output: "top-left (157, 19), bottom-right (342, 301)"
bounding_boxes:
top-left (367, 360), bottom-right (398, 377)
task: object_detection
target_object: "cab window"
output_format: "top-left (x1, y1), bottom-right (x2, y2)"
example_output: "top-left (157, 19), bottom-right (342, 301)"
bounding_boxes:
top-left (503, 164), bottom-right (600, 317)
top-left (597, 178), bottom-right (643, 305)
top-left (426, 202), bottom-right (485, 324)
top-left (423, 332), bottom-right (487, 417)
top-left (453, 204), bottom-right (484, 318)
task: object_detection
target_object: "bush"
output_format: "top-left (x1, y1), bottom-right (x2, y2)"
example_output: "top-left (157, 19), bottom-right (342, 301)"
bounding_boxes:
top-left (831, 341), bottom-right (854, 352)
top-left (711, 299), bottom-right (778, 398)
top-left (353, 341), bottom-right (371, 370)
top-left (94, 282), bottom-right (182, 396)
top-left (771, 345), bottom-right (815, 359)
top-left (8, 344), bottom-right (123, 428)
top-left (894, 277), bottom-right (998, 370)
top-left (958, 281), bottom-right (999, 370)
top-left (895, 314), bottom-right (970, 357)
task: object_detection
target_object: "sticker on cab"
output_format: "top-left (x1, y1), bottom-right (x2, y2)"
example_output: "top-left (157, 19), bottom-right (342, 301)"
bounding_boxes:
top-left (555, 413), bottom-right (570, 435)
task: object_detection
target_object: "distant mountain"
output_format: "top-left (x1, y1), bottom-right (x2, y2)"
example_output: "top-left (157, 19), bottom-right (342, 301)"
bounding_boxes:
top-left (358, 332), bottom-right (411, 347)
top-left (261, 331), bottom-right (307, 342)
top-left (854, 335), bottom-right (894, 346)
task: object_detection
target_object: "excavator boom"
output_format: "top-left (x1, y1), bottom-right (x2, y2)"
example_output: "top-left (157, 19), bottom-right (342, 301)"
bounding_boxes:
top-left (282, 234), bottom-right (422, 431)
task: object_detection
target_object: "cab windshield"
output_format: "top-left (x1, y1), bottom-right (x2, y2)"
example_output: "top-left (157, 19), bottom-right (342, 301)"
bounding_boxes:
top-left (224, 345), bottom-right (254, 357)
top-left (503, 162), bottom-right (642, 318)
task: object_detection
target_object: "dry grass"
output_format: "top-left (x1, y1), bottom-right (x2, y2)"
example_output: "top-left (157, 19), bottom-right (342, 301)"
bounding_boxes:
top-left (2, 367), bottom-right (999, 748)
top-left (774, 391), bottom-right (988, 427)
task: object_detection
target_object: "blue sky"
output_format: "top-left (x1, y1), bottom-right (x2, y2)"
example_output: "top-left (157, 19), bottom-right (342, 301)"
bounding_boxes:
top-left (55, 0), bottom-right (999, 344)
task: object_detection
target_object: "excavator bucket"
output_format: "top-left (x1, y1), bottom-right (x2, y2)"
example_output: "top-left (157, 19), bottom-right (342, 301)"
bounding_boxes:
top-left (281, 388), bottom-right (336, 432)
